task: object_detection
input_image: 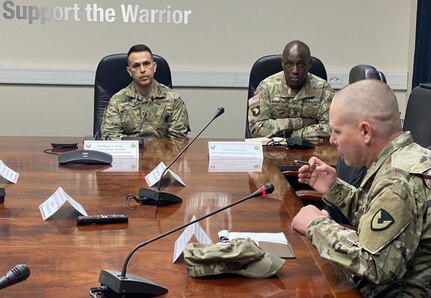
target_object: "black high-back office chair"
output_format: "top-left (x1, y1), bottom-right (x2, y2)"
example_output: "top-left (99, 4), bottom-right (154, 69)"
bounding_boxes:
top-left (245, 55), bottom-right (328, 138)
top-left (349, 64), bottom-right (387, 84)
top-left (403, 83), bottom-right (431, 148)
top-left (93, 53), bottom-right (172, 137)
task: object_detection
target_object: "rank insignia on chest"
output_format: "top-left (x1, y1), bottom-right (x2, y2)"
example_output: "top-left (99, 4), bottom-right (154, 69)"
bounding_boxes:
top-left (371, 208), bottom-right (394, 230)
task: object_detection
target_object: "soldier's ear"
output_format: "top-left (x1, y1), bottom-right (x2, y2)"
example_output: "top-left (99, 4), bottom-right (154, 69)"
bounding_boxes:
top-left (153, 61), bottom-right (157, 73)
top-left (360, 121), bottom-right (373, 144)
top-left (126, 66), bottom-right (132, 77)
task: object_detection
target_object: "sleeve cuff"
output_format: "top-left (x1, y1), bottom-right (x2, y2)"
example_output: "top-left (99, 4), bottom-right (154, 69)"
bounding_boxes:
top-left (323, 179), bottom-right (346, 205)
top-left (306, 216), bottom-right (332, 240)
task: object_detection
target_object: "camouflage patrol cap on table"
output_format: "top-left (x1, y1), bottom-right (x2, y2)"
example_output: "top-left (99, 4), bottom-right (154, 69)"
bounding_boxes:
top-left (183, 238), bottom-right (285, 278)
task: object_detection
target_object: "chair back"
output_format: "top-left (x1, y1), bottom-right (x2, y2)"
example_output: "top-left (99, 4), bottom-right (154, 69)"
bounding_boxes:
top-left (348, 64), bottom-right (387, 84)
top-left (403, 83), bottom-right (431, 148)
top-left (93, 53), bottom-right (172, 137)
top-left (245, 55), bottom-right (327, 138)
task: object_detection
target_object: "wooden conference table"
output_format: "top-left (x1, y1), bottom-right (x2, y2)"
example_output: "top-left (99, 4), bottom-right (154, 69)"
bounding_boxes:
top-left (0, 137), bottom-right (361, 297)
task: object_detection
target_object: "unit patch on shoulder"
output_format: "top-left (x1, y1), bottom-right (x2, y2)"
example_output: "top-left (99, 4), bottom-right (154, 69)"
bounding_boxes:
top-left (371, 209), bottom-right (394, 231)
top-left (251, 106), bottom-right (260, 117)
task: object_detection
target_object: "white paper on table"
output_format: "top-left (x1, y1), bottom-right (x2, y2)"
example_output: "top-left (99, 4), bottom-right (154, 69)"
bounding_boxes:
top-left (217, 230), bottom-right (288, 245)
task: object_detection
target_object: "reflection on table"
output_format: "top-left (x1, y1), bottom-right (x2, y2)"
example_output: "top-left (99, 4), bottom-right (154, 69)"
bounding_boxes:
top-left (0, 137), bottom-right (358, 297)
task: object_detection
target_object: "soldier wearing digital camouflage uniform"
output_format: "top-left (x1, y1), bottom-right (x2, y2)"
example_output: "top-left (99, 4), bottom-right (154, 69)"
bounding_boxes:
top-left (248, 40), bottom-right (334, 139)
top-left (292, 80), bottom-right (431, 297)
top-left (100, 44), bottom-right (190, 139)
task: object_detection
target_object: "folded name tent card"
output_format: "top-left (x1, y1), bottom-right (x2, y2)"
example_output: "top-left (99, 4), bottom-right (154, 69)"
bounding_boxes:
top-left (208, 158), bottom-right (263, 173)
top-left (173, 215), bottom-right (213, 263)
top-left (217, 230), bottom-right (295, 259)
top-left (39, 187), bottom-right (88, 220)
top-left (101, 157), bottom-right (139, 173)
top-left (208, 141), bottom-right (263, 160)
top-left (0, 160), bottom-right (19, 184)
top-left (84, 140), bottom-right (139, 159)
top-left (145, 161), bottom-right (186, 187)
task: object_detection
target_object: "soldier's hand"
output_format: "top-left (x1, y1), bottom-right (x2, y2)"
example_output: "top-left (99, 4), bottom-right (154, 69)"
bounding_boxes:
top-left (297, 157), bottom-right (336, 194)
top-left (291, 205), bottom-right (329, 235)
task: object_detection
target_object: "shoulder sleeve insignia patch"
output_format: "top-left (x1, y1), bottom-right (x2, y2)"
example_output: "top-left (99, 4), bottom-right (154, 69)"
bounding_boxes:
top-left (371, 209), bottom-right (394, 231)
top-left (251, 107), bottom-right (260, 117)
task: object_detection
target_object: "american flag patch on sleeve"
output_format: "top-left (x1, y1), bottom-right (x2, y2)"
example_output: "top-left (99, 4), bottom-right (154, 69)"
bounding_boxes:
top-left (248, 94), bottom-right (259, 106)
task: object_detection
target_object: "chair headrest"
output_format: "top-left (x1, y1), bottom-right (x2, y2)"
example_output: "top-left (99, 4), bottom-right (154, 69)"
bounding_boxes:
top-left (349, 64), bottom-right (383, 84)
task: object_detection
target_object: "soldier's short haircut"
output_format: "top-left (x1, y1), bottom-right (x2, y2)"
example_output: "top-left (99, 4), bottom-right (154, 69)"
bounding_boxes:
top-left (127, 44), bottom-right (154, 59)
top-left (283, 40), bottom-right (311, 60)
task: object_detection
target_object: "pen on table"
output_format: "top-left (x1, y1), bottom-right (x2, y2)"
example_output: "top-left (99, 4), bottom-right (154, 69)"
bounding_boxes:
top-left (294, 160), bottom-right (321, 167)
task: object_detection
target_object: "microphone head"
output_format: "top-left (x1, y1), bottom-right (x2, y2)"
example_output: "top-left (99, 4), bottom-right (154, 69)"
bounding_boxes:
top-left (262, 183), bottom-right (275, 195)
top-left (214, 107), bottom-right (225, 118)
top-left (8, 264), bottom-right (30, 282)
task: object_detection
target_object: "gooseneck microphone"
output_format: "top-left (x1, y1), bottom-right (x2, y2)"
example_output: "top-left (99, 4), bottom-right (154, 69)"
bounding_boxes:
top-left (137, 107), bottom-right (225, 207)
top-left (287, 107), bottom-right (330, 150)
top-left (0, 264), bottom-right (31, 290)
top-left (92, 183), bottom-right (274, 297)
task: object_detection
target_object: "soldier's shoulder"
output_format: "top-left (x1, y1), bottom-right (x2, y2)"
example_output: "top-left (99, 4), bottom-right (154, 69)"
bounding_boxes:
top-left (110, 87), bottom-right (132, 103)
top-left (392, 144), bottom-right (431, 174)
top-left (309, 74), bottom-right (333, 91)
top-left (259, 71), bottom-right (284, 86)
top-left (154, 81), bottom-right (182, 100)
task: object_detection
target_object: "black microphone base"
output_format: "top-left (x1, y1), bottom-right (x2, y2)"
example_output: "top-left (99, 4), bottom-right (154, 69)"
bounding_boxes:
top-left (287, 137), bottom-right (315, 150)
top-left (96, 269), bottom-right (168, 297)
top-left (138, 188), bottom-right (182, 206)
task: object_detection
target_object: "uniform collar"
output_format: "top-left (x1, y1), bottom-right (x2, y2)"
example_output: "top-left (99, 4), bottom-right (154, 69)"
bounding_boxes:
top-left (362, 132), bottom-right (414, 184)
top-left (125, 80), bottom-right (167, 102)
top-left (280, 73), bottom-right (313, 100)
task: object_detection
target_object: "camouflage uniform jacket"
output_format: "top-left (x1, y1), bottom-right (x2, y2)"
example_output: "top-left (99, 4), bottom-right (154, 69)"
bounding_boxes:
top-left (248, 72), bottom-right (334, 139)
top-left (100, 80), bottom-right (190, 139)
top-left (306, 132), bottom-right (431, 297)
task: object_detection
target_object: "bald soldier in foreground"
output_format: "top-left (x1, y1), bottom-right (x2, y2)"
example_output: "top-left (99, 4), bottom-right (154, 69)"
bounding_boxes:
top-left (291, 80), bottom-right (431, 297)
top-left (248, 40), bottom-right (334, 139)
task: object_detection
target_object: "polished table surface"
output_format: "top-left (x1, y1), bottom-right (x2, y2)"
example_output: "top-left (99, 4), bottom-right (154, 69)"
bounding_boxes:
top-left (0, 137), bottom-right (360, 297)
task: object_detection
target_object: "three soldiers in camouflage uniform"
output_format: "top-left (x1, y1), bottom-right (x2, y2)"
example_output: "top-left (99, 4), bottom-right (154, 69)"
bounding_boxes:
top-left (248, 40), bottom-right (334, 140)
top-left (100, 44), bottom-right (190, 139)
top-left (292, 80), bottom-right (431, 297)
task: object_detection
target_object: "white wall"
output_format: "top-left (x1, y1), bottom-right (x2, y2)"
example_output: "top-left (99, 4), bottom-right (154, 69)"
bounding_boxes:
top-left (0, 0), bottom-right (416, 138)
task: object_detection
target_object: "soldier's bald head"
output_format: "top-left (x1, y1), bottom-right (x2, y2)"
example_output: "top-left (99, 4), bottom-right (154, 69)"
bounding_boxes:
top-left (282, 40), bottom-right (311, 61)
top-left (331, 80), bottom-right (402, 137)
